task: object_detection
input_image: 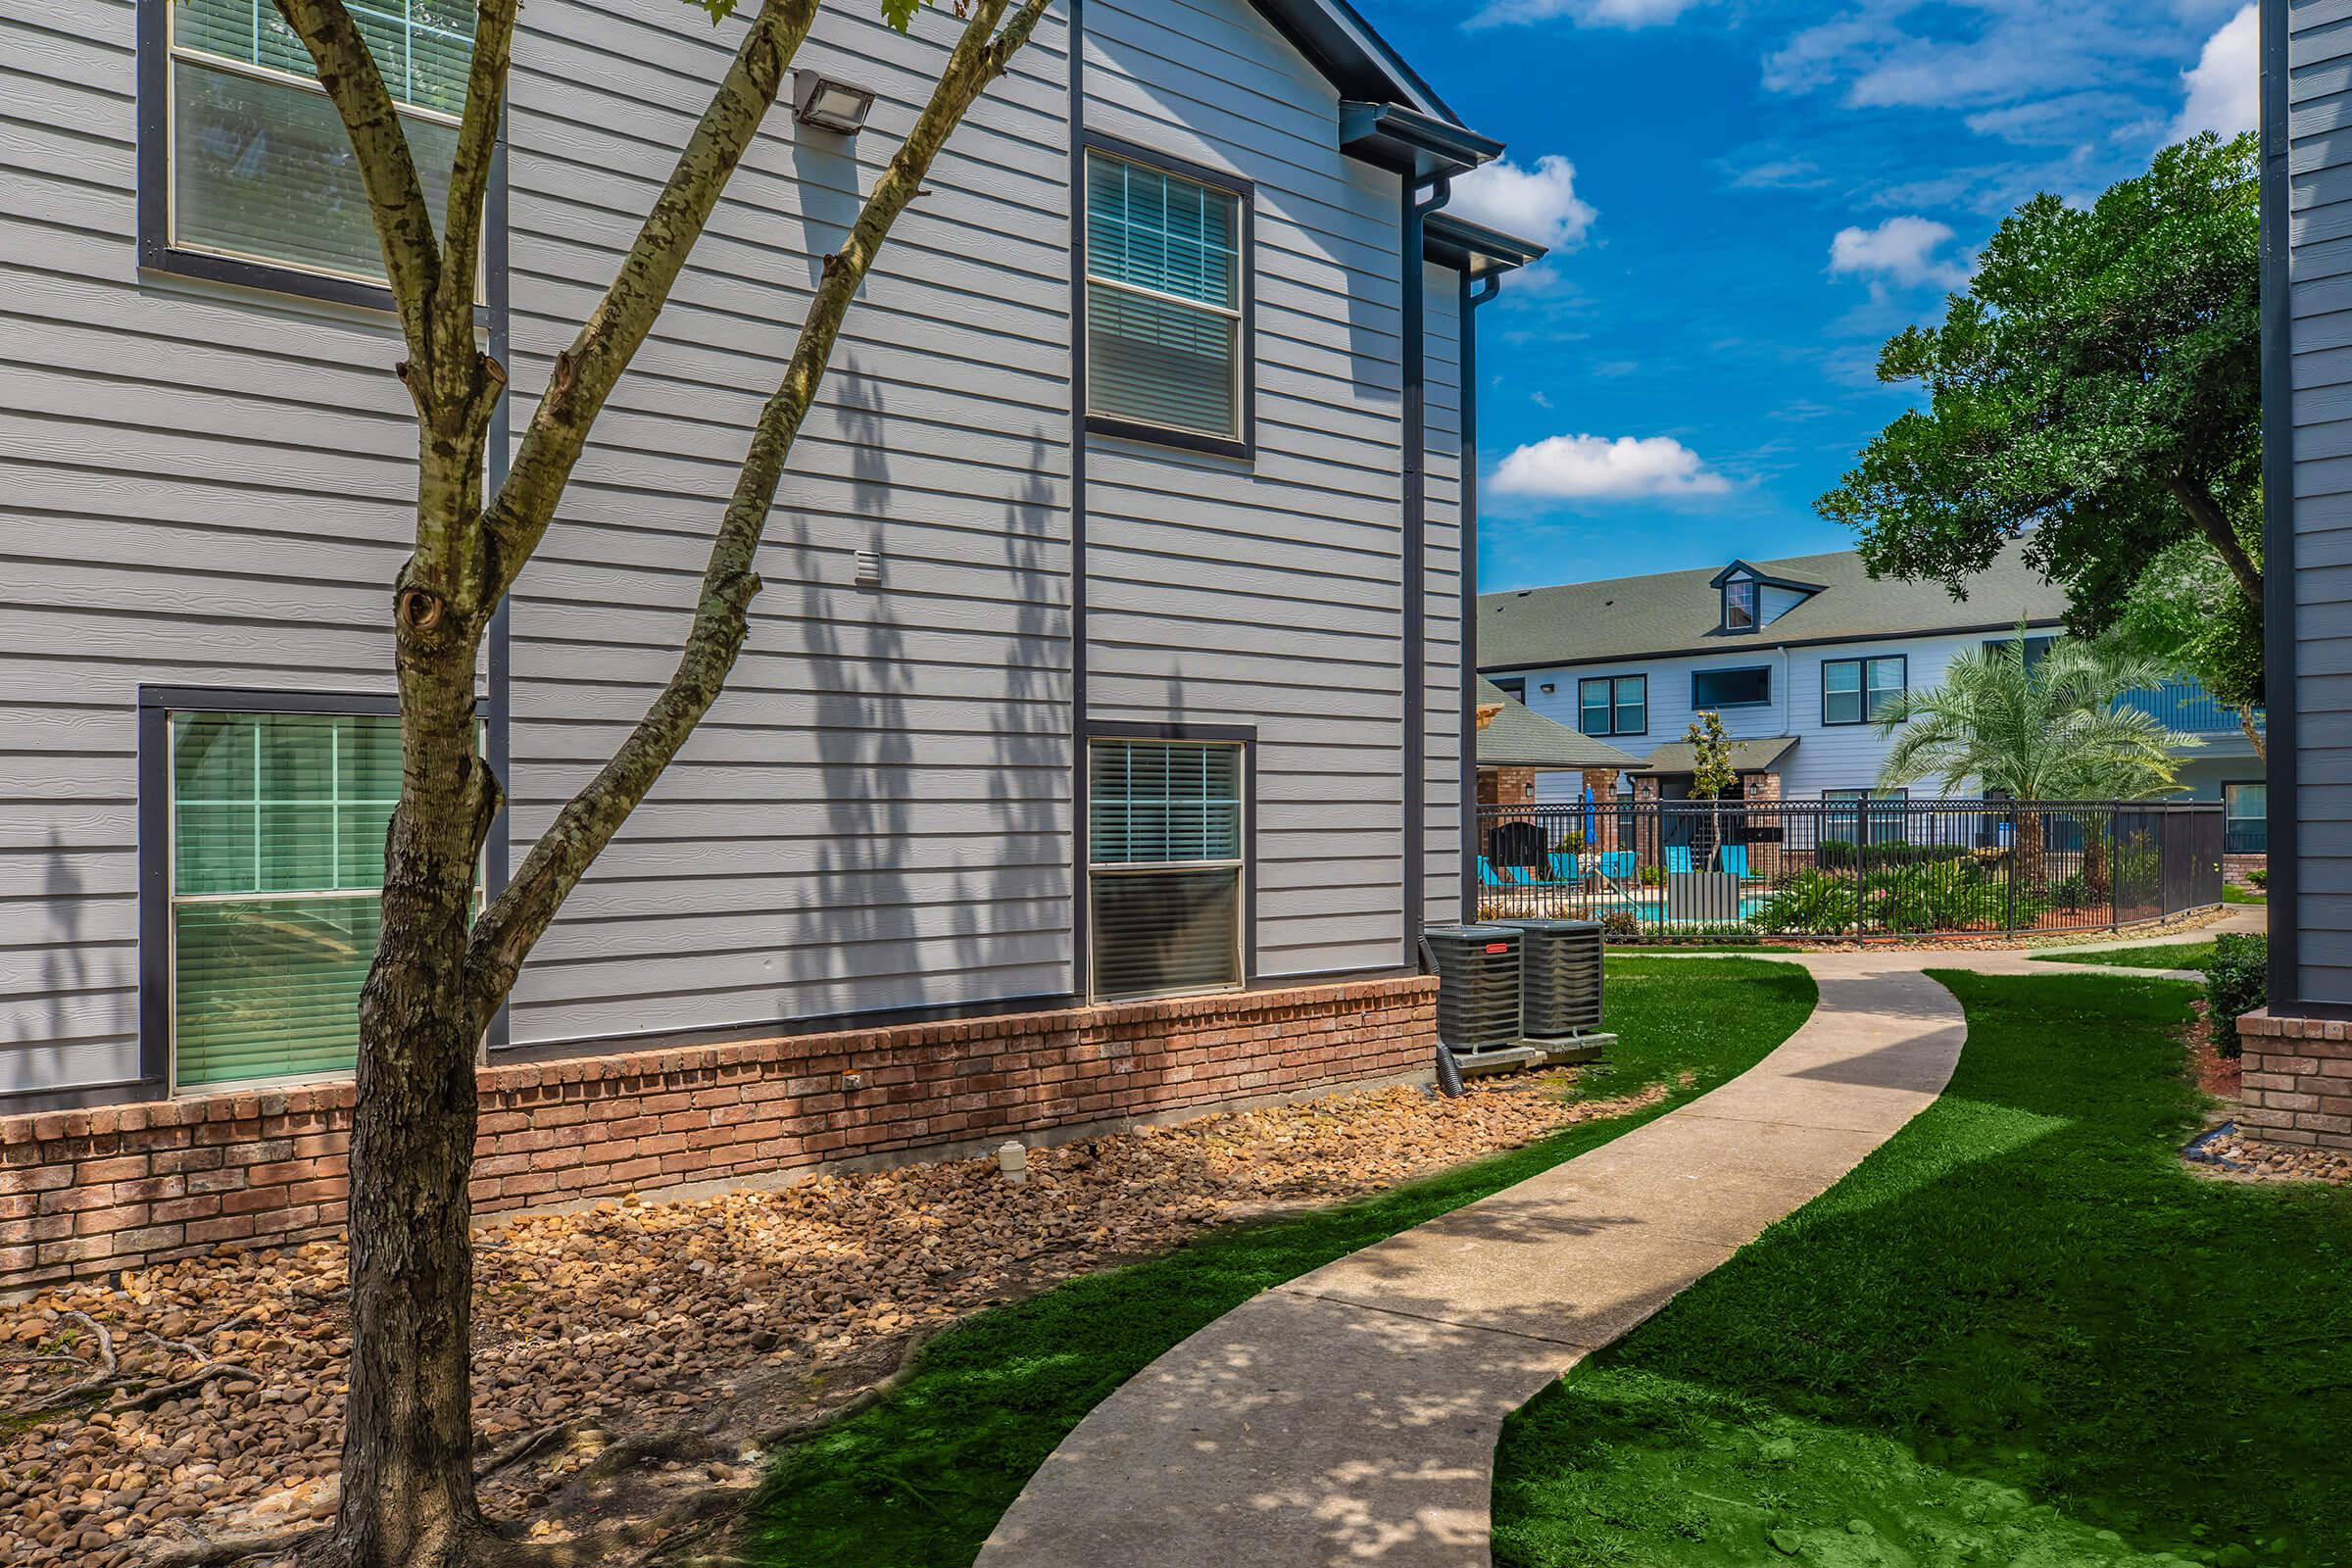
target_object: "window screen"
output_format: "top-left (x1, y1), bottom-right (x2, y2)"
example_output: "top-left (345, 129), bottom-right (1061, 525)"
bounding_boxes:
top-left (1579, 675), bottom-right (1645, 736)
top-left (1691, 666), bottom-right (1770, 709)
top-left (171, 711), bottom-right (402, 1090)
top-left (1089, 741), bottom-right (1244, 1000)
top-left (1086, 153), bottom-right (1245, 441)
top-left (167, 0), bottom-right (472, 284)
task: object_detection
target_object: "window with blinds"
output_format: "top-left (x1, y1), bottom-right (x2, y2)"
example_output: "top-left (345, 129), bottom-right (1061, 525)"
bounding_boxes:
top-left (1088, 740), bottom-right (1245, 1001)
top-left (1085, 152), bottom-right (1246, 443)
top-left (166, 0), bottom-right (473, 285)
top-left (171, 711), bottom-right (403, 1090)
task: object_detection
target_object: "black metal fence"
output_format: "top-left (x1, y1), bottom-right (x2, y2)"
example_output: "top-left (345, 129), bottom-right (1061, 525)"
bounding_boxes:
top-left (1475, 798), bottom-right (2224, 940)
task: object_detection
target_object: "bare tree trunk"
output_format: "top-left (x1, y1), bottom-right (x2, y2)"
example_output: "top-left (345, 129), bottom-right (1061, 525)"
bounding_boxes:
top-left (2240, 704), bottom-right (2267, 764)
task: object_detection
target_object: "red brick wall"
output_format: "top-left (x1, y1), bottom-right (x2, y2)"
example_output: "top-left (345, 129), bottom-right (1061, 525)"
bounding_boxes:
top-left (2237, 1008), bottom-right (2352, 1151)
top-left (0, 976), bottom-right (1436, 1296)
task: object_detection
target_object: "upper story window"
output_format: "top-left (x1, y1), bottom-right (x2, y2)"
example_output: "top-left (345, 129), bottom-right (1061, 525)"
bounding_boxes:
top-left (1578, 675), bottom-right (1646, 737)
top-left (1492, 677), bottom-right (1527, 702)
top-left (1722, 578), bottom-right (1757, 631)
top-left (150, 0), bottom-right (474, 297)
top-left (1691, 666), bottom-right (1770, 710)
top-left (1084, 147), bottom-right (1250, 455)
top-left (1823, 656), bottom-right (1906, 725)
top-left (1984, 634), bottom-right (2057, 670)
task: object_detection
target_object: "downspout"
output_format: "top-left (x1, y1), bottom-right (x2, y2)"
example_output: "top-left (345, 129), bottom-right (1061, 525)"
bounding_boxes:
top-left (1460, 270), bottom-right (1499, 921)
top-left (1401, 168), bottom-right (1447, 965)
top-left (2259, 0), bottom-right (2299, 1007)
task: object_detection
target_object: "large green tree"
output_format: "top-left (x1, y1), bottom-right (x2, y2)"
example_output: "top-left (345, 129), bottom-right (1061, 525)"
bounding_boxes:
top-left (1819, 133), bottom-right (2262, 643)
top-left (254, 1), bottom-right (1051, 1564)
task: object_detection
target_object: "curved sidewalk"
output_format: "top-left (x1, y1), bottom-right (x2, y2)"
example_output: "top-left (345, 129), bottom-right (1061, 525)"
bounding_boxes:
top-left (978, 955), bottom-right (1969, 1568)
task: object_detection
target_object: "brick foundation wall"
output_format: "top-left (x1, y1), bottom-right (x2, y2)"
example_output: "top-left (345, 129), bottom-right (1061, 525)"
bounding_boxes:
top-left (2224, 854), bottom-right (2267, 891)
top-left (0, 976), bottom-right (1437, 1296)
top-left (2236, 1008), bottom-right (2352, 1150)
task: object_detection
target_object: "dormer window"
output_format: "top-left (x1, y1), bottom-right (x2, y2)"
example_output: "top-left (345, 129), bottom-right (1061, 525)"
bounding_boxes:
top-left (1723, 578), bottom-right (1756, 631)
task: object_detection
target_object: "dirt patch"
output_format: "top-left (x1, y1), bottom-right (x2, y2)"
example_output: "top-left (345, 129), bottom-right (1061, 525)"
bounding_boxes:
top-left (1, 1067), bottom-right (1661, 1566)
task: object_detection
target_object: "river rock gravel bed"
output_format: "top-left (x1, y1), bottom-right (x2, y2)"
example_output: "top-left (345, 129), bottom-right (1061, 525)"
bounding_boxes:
top-left (3, 1068), bottom-right (1657, 1565)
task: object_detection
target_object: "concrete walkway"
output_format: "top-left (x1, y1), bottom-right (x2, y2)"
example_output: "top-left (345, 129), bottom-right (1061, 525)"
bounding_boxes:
top-left (978, 951), bottom-right (1974, 1568)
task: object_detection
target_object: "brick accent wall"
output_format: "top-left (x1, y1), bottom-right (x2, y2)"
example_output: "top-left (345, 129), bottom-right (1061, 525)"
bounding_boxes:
top-left (2224, 854), bottom-right (2267, 891)
top-left (0, 976), bottom-right (1436, 1296)
top-left (2237, 1008), bottom-right (2352, 1150)
top-left (1479, 766), bottom-right (1536, 807)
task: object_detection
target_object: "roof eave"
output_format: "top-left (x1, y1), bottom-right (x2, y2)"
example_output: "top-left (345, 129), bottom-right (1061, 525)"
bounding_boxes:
top-left (1339, 100), bottom-right (1503, 180)
top-left (1253, 0), bottom-right (1462, 123)
top-left (1424, 211), bottom-right (1548, 277)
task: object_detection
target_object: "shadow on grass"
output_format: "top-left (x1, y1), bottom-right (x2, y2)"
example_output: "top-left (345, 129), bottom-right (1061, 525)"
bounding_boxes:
top-left (1494, 972), bottom-right (2352, 1568)
top-left (739, 958), bottom-right (1819, 1568)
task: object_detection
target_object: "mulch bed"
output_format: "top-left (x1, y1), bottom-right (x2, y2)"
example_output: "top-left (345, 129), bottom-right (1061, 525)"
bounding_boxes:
top-left (2, 1069), bottom-right (1662, 1566)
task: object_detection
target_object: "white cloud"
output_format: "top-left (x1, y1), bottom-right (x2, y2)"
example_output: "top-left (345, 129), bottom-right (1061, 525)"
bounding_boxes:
top-left (1730, 158), bottom-right (1828, 190)
top-left (1468, 0), bottom-right (1707, 30)
top-left (1446, 155), bottom-right (1597, 250)
top-left (2173, 4), bottom-right (2257, 141)
top-left (1828, 216), bottom-right (1972, 289)
top-left (1491, 434), bottom-right (1734, 501)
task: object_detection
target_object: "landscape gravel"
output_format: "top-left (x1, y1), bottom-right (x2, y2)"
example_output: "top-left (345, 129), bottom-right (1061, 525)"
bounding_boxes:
top-left (2, 1068), bottom-right (1657, 1565)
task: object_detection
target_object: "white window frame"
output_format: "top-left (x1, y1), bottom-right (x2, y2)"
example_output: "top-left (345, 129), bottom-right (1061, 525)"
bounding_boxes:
top-left (156, 0), bottom-right (479, 296)
top-left (1085, 737), bottom-right (1249, 1004)
top-left (1081, 144), bottom-right (1252, 453)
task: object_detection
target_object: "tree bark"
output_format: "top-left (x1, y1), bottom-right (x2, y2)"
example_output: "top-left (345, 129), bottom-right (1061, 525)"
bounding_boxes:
top-left (2240, 703), bottom-right (2268, 764)
top-left (2166, 473), bottom-right (2264, 611)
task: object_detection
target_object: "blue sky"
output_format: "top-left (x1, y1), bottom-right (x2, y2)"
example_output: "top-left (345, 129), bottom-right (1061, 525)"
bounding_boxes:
top-left (1362, 0), bottom-right (2259, 592)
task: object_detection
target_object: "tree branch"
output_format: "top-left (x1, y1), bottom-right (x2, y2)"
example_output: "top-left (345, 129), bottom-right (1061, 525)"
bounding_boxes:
top-left (2166, 474), bottom-right (2265, 610)
top-left (480, 0), bottom-right (824, 602)
top-left (273, 0), bottom-right (442, 361)
top-left (431, 0), bottom-right (521, 400)
top-left (466, 0), bottom-right (1054, 999)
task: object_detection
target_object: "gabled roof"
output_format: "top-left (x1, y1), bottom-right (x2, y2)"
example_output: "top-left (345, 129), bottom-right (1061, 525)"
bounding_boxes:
top-left (1633, 735), bottom-right (1799, 777)
top-left (1475, 679), bottom-right (1640, 771)
top-left (1708, 560), bottom-right (1826, 594)
top-left (1480, 543), bottom-right (2070, 673)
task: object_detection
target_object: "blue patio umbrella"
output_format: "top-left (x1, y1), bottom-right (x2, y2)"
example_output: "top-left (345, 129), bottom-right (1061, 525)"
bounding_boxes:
top-left (1582, 786), bottom-right (1596, 848)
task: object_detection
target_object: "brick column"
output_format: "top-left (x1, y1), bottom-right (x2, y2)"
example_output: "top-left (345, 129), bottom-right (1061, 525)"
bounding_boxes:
top-left (2237, 1009), bottom-right (2352, 1151)
top-left (1740, 768), bottom-right (1783, 877)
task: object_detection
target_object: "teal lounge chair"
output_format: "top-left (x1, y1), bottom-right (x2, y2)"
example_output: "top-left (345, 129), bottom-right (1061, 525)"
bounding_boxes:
top-left (1505, 864), bottom-right (1538, 887)
top-left (1719, 845), bottom-right (1750, 879)
top-left (1667, 845), bottom-right (1694, 875)
top-left (1477, 856), bottom-right (1507, 890)
top-left (1599, 851), bottom-right (1637, 882)
top-left (1547, 852), bottom-right (1581, 884)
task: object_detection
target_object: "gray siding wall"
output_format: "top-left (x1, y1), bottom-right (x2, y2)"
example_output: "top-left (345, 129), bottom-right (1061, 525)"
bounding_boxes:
top-left (1080, 0), bottom-right (1410, 979)
top-left (500, 0), bottom-right (1076, 1048)
top-left (0, 0), bottom-right (417, 1095)
top-left (0, 0), bottom-right (1463, 1096)
top-left (1423, 261), bottom-right (1465, 932)
top-left (2290, 0), bottom-right (2352, 1004)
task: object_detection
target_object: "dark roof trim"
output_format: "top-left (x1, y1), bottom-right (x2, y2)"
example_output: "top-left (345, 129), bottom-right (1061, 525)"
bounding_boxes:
top-left (1254, 0), bottom-right (1459, 123)
top-left (1424, 211), bottom-right (1547, 276)
top-left (1340, 100), bottom-right (1501, 179)
top-left (1708, 560), bottom-right (1827, 594)
top-left (1479, 616), bottom-right (2070, 676)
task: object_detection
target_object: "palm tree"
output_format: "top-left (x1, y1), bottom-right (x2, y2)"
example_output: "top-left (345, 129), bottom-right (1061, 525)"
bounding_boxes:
top-left (1875, 631), bottom-right (2198, 889)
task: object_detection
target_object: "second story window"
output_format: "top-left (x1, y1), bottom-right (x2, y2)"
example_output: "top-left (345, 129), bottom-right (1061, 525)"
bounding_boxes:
top-left (1085, 148), bottom-right (1250, 452)
top-left (1823, 657), bottom-right (1905, 725)
top-left (1723, 578), bottom-right (1757, 631)
top-left (1578, 675), bottom-right (1645, 737)
top-left (155, 0), bottom-right (474, 293)
top-left (1692, 666), bottom-right (1770, 710)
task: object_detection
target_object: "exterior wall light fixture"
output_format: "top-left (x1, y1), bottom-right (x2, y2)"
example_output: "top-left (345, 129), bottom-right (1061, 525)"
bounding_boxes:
top-left (794, 71), bottom-right (875, 133)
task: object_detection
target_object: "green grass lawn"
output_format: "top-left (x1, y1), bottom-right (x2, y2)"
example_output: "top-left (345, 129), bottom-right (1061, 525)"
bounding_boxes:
top-left (2033, 940), bottom-right (2216, 970)
top-left (740, 957), bottom-right (1818, 1567)
top-left (2224, 884), bottom-right (2267, 906)
top-left (1493, 972), bottom-right (2352, 1568)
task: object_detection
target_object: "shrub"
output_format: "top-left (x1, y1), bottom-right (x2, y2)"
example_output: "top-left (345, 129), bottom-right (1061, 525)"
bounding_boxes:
top-left (1816, 839), bottom-right (1972, 871)
top-left (2205, 933), bottom-right (2267, 1056)
top-left (1598, 907), bottom-right (1640, 940)
top-left (1558, 829), bottom-right (1588, 854)
top-left (2248, 866), bottom-right (2269, 889)
top-left (1861, 860), bottom-right (2004, 932)
top-left (1756, 870), bottom-right (1859, 935)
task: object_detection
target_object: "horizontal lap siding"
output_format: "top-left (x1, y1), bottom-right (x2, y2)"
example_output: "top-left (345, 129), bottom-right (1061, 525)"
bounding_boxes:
top-left (1520, 630), bottom-right (2011, 803)
top-left (501, 0), bottom-right (1077, 1049)
top-left (0, 0), bottom-right (416, 1095)
top-left (2294, 1), bottom-right (2352, 1003)
top-left (1423, 263), bottom-right (1465, 931)
top-left (1082, 0), bottom-right (1406, 979)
